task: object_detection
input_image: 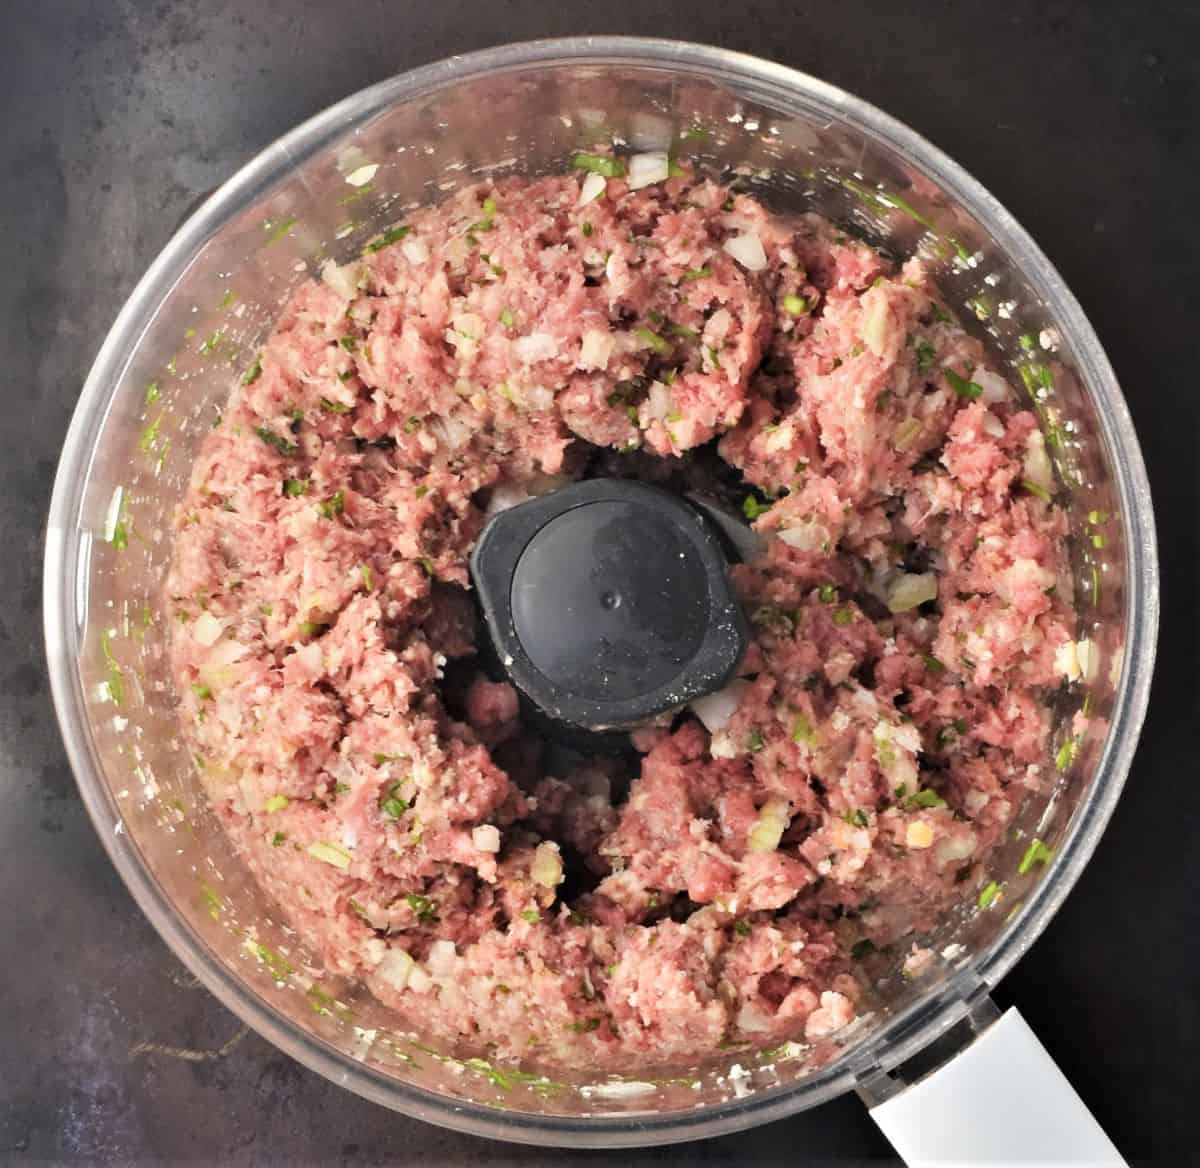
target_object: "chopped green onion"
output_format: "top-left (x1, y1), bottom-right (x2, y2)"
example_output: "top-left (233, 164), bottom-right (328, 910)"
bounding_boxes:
top-left (790, 713), bottom-right (817, 745)
top-left (742, 495), bottom-right (772, 520)
top-left (101, 630), bottom-right (125, 705)
top-left (943, 367), bottom-right (983, 399)
top-left (906, 788), bottom-right (947, 810)
top-left (271, 831), bottom-right (286, 847)
top-left (317, 490), bottom-right (345, 519)
top-left (832, 606), bottom-right (855, 626)
top-left (817, 584), bottom-right (837, 603)
top-left (360, 563), bottom-right (373, 590)
top-left (520, 908), bottom-right (541, 924)
top-left (635, 326), bottom-right (671, 355)
top-left (566, 1017), bottom-right (601, 1033)
top-left (363, 224), bottom-right (412, 254)
top-left (499, 308), bottom-right (515, 329)
top-left (977, 881), bottom-right (1002, 910)
top-left (145, 381), bottom-right (161, 404)
top-left (283, 478), bottom-right (308, 497)
top-left (1018, 837), bottom-right (1054, 875)
top-left (298, 620), bottom-right (326, 637)
top-left (921, 653), bottom-right (946, 673)
top-left (667, 321), bottom-right (698, 338)
top-left (747, 729), bottom-right (765, 753)
top-left (1055, 736), bottom-right (1078, 772)
top-left (845, 808), bottom-right (869, 828)
top-left (263, 794), bottom-right (289, 813)
top-left (681, 266), bottom-right (712, 281)
top-left (380, 784), bottom-right (410, 820)
top-left (255, 426), bottom-right (298, 457)
top-left (581, 221), bottom-right (594, 237)
top-left (1021, 478), bottom-right (1053, 503)
top-left (914, 339), bottom-right (936, 372)
top-left (572, 153), bottom-right (626, 178)
top-left (733, 919), bottom-right (752, 937)
top-left (191, 682), bottom-right (213, 702)
top-left (782, 293), bottom-right (810, 316)
top-left (403, 416), bottom-right (421, 434)
top-left (405, 893), bottom-right (437, 923)
top-left (319, 398), bottom-right (352, 414)
top-left (307, 841), bottom-right (352, 870)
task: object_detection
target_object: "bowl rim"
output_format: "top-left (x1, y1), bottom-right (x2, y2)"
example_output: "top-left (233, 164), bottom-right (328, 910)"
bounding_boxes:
top-left (43, 35), bottom-right (1159, 1148)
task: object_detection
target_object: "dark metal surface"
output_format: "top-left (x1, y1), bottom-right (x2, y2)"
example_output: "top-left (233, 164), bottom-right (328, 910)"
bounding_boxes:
top-left (3, 1), bottom-right (1195, 1163)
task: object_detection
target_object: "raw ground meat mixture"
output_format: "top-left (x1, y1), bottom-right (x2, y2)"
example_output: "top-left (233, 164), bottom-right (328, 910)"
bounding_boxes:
top-left (167, 160), bottom-right (1073, 1072)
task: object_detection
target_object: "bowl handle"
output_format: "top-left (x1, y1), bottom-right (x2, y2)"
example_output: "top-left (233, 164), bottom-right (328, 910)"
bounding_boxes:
top-left (862, 1005), bottom-right (1125, 1166)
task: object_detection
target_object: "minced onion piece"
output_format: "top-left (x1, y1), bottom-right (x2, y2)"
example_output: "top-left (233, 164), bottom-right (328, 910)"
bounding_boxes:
top-left (514, 332), bottom-right (559, 364)
top-left (320, 258), bottom-right (360, 300)
top-left (472, 824), bottom-right (501, 853)
top-left (377, 948), bottom-right (414, 990)
top-left (974, 369), bottom-right (1010, 404)
top-left (578, 171), bottom-right (607, 206)
top-left (1022, 430), bottom-right (1054, 494)
top-left (344, 162), bottom-right (378, 187)
top-left (531, 841), bottom-right (564, 887)
top-left (723, 231), bottom-right (768, 272)
top-left (646, 381), bottom-right (671, 421)
top-left (690, 680), bottom-right (749, 733)
top-left (747, 798), bottom-right (791, 853)
top-left (777, 521), bottom-right (827, 552)
top-left (886, 572), bottom-right (938, 613)
top-left (981, 411), bottom-right (1006, 438)
top-left (736, 1003), bottom-right (774, 1033)
top-left (307, 841), bottom-right (352, 870)
top-left (578, 328), bottom-right (615, 371)
top-left (935, 832), bottom-right (977, 867)
top-left (407, 965), bottom-right (433, 994)
top-left (103, 485), bottom-right (124, 544)
top-left (627, 151), bottom-right (671, 190)
top-left (193, 610), bottom-right (225, 647)
top-left (427, 939), bottom-right (457, 976)
top-left (894, 418), bottom-right (922, 451)
top-left (400, 235), bottom-right (430, 265)
top-left (1076, 637), bottom-right (1098, 682)
top-left (906, 821), bottom-right (934, 849)
top-left (484, 483), bottom-right (530, 518)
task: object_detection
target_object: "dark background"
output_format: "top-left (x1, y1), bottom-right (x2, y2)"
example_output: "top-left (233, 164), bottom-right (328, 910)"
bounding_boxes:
top-left (2, 1), bottom-right (1196, 1164)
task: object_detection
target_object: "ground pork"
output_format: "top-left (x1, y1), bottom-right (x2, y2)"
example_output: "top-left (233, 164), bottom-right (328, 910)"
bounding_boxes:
top-left (167, 163), bottom-right (1071, 1072)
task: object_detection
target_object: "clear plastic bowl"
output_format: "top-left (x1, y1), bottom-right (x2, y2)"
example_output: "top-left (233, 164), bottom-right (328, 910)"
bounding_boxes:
top-left (44, 37), bottom-right (1158, 1147)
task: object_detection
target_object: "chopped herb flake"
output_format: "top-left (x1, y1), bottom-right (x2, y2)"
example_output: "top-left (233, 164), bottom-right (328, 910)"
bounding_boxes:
top-left (283, 478), bottom-right (308, 497)
top-left (782, 293), bottom-right (811, 316)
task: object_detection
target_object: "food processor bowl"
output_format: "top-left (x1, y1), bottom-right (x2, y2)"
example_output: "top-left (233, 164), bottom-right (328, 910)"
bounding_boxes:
top-left (44, 37), bottom-right (1157, 1148)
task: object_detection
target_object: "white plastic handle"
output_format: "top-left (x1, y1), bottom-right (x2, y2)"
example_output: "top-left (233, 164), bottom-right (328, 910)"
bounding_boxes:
top-left (869, 1007), bottom-right (1127, 1167)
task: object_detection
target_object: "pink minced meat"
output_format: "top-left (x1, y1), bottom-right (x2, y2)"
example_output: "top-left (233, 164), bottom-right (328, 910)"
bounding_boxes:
top-left (167, 167), bottom-right (1073, 1071)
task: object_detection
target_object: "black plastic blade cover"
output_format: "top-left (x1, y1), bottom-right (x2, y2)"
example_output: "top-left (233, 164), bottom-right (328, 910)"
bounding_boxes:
top-left (470, 478), bottom-right (748, 732)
